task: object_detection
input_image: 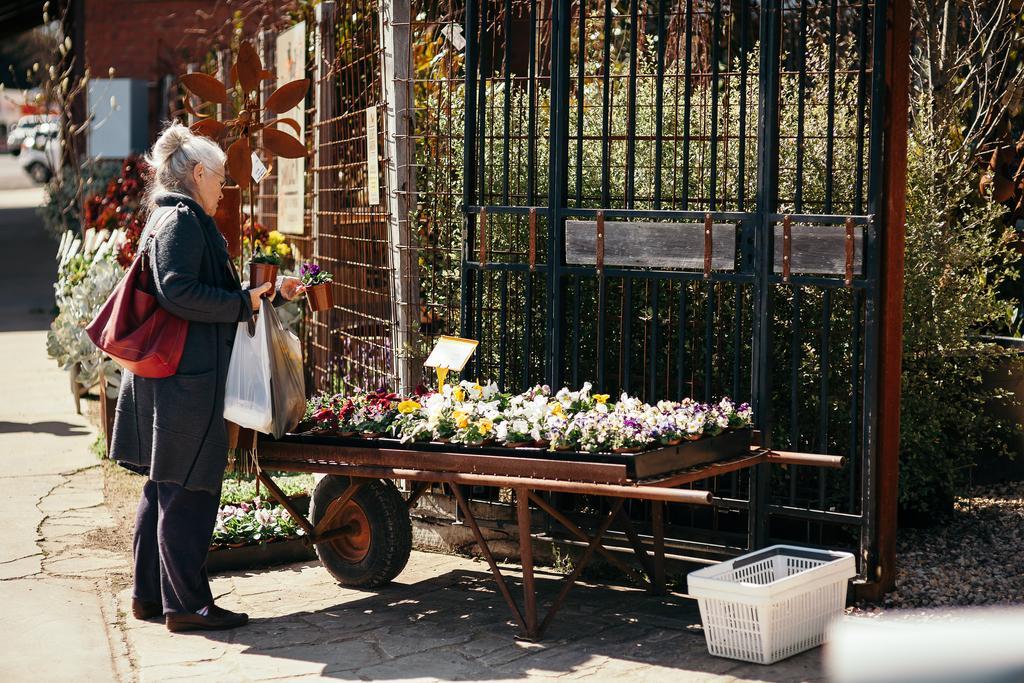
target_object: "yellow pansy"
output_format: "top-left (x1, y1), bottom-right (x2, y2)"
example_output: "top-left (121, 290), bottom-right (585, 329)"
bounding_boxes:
top-left (454, 411), bottom-right (469, 429)
top-left (549, 402), bottom-right (564, 416)
top-left (268, 230), bottom-right (285, 246)
top-left (276, 242), bottom-right (291, 257)
top-left (477, 418), bottom-right (493, 433)
top-left (593, 394), bottom-right (610, 404)
top-left (397, 399), bottom-right (421, 414)
top-left (454, 388), bottom-right (466, 402)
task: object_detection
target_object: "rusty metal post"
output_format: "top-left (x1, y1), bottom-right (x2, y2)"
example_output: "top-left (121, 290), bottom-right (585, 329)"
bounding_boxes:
top-left (517, 488), bottom-right (538, 639)
top-left (865, 0), bottom-right (911, 600)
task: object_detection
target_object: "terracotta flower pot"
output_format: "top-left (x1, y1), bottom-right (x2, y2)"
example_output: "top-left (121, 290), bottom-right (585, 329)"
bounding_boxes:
top-left (662, 437), bottom-right (683, 446)
top-left (504, 440), bottom-right (532, 449)
top-left (686, 434), bottom-right (703, 442)
top-left (305, 282), bottom-right (334, 312)
top-left (533, 439), bottom-right (550, 449)
top-left (613, 446), bottom-right (643, 454)
top-left (249, 262), bottom-right (278, 299)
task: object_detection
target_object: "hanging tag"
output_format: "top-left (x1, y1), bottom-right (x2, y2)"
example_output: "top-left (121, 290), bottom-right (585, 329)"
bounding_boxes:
top-left (251, 152), bottom-right (269, 184)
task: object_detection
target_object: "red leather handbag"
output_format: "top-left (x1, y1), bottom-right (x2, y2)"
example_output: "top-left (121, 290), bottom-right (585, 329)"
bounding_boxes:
top-left (86, 209), bottom-right (189, 378)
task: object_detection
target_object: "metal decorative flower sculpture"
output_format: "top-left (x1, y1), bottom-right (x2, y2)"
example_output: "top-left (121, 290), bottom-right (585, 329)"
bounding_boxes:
top-left (179, 40), bottom-right (309, 189)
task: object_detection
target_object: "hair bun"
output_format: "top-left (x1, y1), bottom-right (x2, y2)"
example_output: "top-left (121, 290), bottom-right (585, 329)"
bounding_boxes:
top-left (152, 123), bottom-right (192, 163)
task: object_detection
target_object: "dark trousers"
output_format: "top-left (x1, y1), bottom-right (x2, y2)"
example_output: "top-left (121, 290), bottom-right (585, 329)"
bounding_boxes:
top-left (133, 480), bottom-right (220, 614)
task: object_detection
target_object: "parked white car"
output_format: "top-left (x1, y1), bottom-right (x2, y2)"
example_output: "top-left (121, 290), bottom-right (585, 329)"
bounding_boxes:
top-left (5, 115), bottom-right (57, 156)
top-left (19, 122), bottom-right (61, 183)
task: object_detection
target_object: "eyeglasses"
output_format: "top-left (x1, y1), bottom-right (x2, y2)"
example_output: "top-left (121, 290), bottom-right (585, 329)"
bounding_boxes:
top-left (207, 167), bottom-right (226, 189)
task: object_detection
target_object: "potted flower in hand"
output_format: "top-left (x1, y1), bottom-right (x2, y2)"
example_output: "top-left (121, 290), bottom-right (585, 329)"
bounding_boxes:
top-left (300, 261), bottom-right (334, 312)
top-left (249, 231), bottom-right (290, 298)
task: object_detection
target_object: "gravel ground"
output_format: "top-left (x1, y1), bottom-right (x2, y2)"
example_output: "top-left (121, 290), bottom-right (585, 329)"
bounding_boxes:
top-left (851, 481), bottom-right (1024, 615)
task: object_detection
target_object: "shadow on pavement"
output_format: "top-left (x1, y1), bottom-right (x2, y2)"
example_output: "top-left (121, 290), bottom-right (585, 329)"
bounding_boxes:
top-left (0, 421), bottom-right (92, 437)
top-left (185, 567), bottom-right (820, 681)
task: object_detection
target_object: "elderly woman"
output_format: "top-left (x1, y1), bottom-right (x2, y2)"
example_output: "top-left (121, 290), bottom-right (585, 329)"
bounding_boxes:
top-left (110, 123), bottom-right (304, 632)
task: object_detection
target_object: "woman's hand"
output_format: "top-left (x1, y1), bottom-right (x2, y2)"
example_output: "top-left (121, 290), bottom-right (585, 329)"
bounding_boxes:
top-left (277, 276), bottom-right (306, 301)
top-left (247, 282), bottom-right (273, 310)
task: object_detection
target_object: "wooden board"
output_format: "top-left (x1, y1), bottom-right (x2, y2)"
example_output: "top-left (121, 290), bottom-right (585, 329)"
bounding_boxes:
top-left (268, 428), bottom-right (753, 481)
top-left (565, 220), bottom-right (737, 270)
top-left (773, 223), bottom-right (863, 276)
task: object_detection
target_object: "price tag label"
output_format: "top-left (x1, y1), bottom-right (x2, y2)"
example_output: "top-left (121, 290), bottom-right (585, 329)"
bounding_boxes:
top-left (251, 152), bottom-right (269, 184)
top-left (424, 336), bottom-right (478, 372)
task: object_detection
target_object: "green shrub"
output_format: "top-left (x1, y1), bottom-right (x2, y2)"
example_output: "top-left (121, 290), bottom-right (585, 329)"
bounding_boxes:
top-left (898, 102), bottom-right (1021, 516)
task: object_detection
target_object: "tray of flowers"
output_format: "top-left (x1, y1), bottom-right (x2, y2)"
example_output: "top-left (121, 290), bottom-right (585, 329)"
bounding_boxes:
top-left (286, 382), bottom-right (754, 480)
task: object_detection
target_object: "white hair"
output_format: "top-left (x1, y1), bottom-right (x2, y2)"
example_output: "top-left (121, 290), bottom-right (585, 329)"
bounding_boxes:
top-left (145, 121), bottom-right (226, 206)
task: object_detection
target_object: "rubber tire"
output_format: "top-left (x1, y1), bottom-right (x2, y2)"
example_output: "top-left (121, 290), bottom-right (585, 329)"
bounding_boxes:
top-left (309, 476), bottom-right (412, 588)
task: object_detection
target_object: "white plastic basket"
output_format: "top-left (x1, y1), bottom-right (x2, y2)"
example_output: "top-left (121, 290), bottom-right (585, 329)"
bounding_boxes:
top-left (688, 544), bottom-right (856, 665)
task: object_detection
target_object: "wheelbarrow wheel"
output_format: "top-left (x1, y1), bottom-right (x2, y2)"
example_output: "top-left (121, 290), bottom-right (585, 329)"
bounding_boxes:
top-left (309, 475), bottom-right (412, 588)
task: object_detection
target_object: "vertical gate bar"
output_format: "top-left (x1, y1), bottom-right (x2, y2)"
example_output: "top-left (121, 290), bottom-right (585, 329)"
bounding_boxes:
top-left (502, 0), bottom-right (512, 207)
top-left (737, 0), bottom-right (750, 210)
top-left (575, 0), bottom-right (586, 204)
top-left (461, 0), bottom-right (479, 342)
top-left (867, 0), bottom-right (910, 598)
top-left (650, 280), bottom-right (661, 400)
top-left (548, 0), bottom-right (572, 390)
top-left (622, 278), bottom-right (633, 395)
top-left (625, 0), bottom-right (639, 207)
top-left (476, 0), bottom-right (490, 208)
top-left (795, 0), bottom-right (808, 212)
top-left (849, 288), bottom-right (863, 512)
top-left (789, 286), bottom-right (802, 505)
top-left (600, 0), bottom-right (612, 208)
top-left (704, 282), bottom-right (715, 401)
top-left (677, 283), bottom-right (688, 397)
top-left (597, 276), bottom-right (608, 390)
top-left (854, 0), bottom-right (870, 214)
top-left (732, 286), bottom-right (742, 399)
top-left (572, 278), bottom-right (581, 387)
top-left (818, 288), bottom-right (832, 513)
top-left (709, 0), bottom-right (722, 210)
top-left (681, 0), bottom-right (694, 209)
top-left (749, 0), bottom-right (783, 551)
top-left (824, 0), bottom-right (839, 212)
top-left (517, 489), bottom-right (538, 639)
top-left (523, 271), bottom-right (534, 389)
top-left (527, 0), bottom-right (538, 205)
top-left (476, 269), bottom-right (485, 376)
top-left (653, 0), bottom-right (667, 208)
top-left (857, 0), bottom-right (895, 591)
top-left (499, 270), bottom-right (509, 389)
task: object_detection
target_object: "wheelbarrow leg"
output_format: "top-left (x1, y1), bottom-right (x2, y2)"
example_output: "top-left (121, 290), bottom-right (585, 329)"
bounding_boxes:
top-left (516, 488), bottom-right (538, 640)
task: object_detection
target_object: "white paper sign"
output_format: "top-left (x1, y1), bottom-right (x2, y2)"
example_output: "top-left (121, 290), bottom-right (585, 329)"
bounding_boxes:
top-left (275, 21), bottom-right (306, 234)
top-left (250, 152), bottom-right (268, 183)
top-left (366, 105), bottom-right (380, 206)
top-left (423, 336), bottom-right (478, 372)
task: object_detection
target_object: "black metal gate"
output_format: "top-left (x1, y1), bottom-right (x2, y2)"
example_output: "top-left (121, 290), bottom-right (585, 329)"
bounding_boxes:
top-left (459, 0), bottom-right (892, 580)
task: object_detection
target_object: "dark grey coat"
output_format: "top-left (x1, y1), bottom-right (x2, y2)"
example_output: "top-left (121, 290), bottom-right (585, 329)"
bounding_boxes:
top-left (110, 191), bottom-right (255, 494)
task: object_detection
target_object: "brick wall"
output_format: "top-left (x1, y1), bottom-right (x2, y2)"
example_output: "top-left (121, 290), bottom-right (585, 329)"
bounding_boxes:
top-left (81, 0), bottom-right (274, 139)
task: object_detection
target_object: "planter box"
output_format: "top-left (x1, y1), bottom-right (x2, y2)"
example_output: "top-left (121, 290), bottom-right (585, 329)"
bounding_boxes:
top-left (279, 428), bottom-right (754, 480)
top-left (208, 537), bottom-right (315, 574)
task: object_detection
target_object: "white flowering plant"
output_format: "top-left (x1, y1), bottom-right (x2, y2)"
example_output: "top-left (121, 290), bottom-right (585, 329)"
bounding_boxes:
top-left (300, 383), bottom-right (753, 454)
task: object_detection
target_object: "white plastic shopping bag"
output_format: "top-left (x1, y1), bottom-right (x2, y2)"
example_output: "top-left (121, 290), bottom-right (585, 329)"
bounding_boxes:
top-left (223, 300), bottom-right (274, 433)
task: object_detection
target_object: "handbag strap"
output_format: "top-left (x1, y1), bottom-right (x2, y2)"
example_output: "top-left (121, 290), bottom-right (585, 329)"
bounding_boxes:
top-left (138, 206), bottom-right (179, 264)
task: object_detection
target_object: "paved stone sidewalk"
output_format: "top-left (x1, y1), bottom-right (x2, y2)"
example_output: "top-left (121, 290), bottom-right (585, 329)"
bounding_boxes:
top-left (116, 549), bottom-right (824, 682)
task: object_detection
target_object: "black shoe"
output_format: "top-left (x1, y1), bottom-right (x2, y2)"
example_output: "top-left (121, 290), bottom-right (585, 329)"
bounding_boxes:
top-left (132, 598), bottom-right (163, 621)
top-left (165, 604), bottom-right (249, 632)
